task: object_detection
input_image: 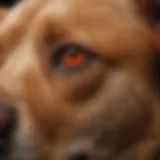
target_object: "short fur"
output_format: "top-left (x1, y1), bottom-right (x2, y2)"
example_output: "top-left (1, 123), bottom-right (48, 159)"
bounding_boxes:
top-left (0, 0), bottom-right (159, 160)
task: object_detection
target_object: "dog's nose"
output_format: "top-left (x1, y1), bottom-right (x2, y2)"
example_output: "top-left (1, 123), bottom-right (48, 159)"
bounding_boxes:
top-left (68, 152), bottom-right (89, 160)
top-left (0, 100), bottom-right (16, 153)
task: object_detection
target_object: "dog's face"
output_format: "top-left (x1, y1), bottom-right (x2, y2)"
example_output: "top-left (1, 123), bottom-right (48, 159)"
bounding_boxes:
top-left (0, 0), bottom-right (159, 160)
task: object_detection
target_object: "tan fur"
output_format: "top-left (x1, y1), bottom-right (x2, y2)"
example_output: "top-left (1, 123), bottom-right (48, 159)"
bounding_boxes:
top-left (0, 8), bottom-right (8, 21)
top-left (0, 0), bottom-right (159, 160)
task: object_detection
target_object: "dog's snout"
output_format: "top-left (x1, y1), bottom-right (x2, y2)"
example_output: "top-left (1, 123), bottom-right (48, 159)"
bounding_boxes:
top-left (68, 152), bottom-right (89, 160)
top-left (0, 100), bottom-right (16, 153)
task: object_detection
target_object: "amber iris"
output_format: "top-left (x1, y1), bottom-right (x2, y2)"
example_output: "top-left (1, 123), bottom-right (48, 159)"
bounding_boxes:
top-left (63, 52), bottom-right (86, 67)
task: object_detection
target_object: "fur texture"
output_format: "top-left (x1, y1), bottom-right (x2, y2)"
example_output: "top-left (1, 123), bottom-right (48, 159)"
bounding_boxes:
top-left (0, 0), bottom-right (159, 160)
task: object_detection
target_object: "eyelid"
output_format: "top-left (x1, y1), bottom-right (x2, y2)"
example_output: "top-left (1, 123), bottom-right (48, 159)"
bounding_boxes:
top-left (50, 43), bottom-right (98, 74)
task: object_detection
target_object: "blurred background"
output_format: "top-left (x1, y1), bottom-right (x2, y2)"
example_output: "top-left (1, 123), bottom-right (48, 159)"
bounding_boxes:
top-left (0, 0), bottom-right (18, 7)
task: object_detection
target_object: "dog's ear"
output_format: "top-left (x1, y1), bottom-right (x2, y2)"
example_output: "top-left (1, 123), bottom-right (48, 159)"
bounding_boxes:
top-left (135, 0), bottom-right (160, 25)
top-left (136, 0), bottom-right (160, 90)
top-left (135, 0), bottom-right (160, 50)
top-left (133, 0), bottom-right (160, 90)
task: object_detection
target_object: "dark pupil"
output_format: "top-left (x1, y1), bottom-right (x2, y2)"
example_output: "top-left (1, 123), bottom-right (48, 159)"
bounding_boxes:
top-left (66, 48), bottom-right (79, 57)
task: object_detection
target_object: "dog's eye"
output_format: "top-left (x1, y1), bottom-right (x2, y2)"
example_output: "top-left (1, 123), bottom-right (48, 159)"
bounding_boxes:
top-left (52, 44), bottom-right (96, 73)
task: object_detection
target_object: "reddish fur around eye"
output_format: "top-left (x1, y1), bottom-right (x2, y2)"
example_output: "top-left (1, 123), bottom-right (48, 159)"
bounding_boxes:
top-left (63, 52), bottom-right (86, 67)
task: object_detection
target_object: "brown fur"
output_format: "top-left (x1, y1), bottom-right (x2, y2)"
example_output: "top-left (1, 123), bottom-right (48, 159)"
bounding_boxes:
top-left (0, 8), bottom-right (7, 21)
top-left (0, 0), bottom-right (159, 160)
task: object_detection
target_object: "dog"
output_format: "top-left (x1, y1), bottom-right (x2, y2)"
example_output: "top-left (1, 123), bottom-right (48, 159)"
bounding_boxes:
top-left (0, 0), bottom-right (159, 160)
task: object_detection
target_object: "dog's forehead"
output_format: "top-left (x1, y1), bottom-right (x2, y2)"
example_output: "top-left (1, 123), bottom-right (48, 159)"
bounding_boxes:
top-left (0, 0), bottom-right (149, 59)
top-left (30, 0), bottom-right (148, 58)
top-left (40, 0), bottom-right (138, 24)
